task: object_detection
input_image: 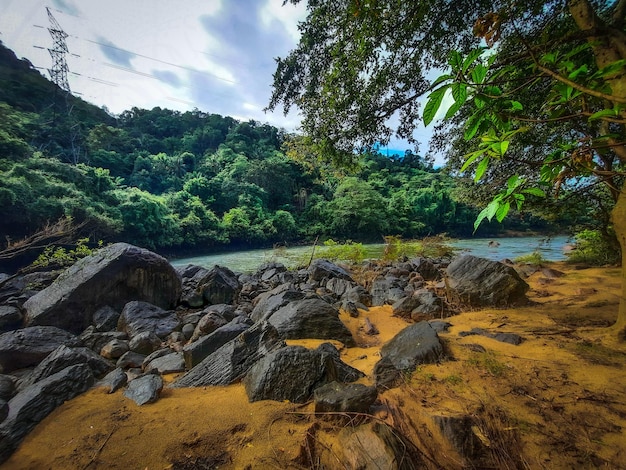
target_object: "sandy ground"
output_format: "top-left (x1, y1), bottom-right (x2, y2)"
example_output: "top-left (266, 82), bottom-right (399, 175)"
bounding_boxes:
top-left (4, 263), bottom-right (626, 469)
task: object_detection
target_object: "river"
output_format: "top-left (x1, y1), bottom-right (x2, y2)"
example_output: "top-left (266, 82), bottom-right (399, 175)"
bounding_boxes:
top-left (170, 235), bottom-right (571, 273)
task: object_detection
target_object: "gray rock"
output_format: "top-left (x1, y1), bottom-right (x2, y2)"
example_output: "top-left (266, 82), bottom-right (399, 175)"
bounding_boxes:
top-left (342, 286), bottom-right (372, 307)
top-left (172, 321), bottom-right (285, 387)
top-left (410, 257), bottom-right (440, 281)
top-left (314, 382), bottom-right (378, 414)
top-left (116, 351), bottom-right (146, 369)
top-left (374, 322), bottom-right (444, 387)
top-left (142, 348), bottom-right (173, 369)
top-left (100, 339), bottom-right (129, 359)
top-left (128, 331), bottom-right (162, 355)
top-left (190, 312), bottom-right (228, 342)
top-left (0, 326), bottom-right (79, 373)
top-left (308, 259), bottom-right (354, 283)
top-left (250, 283), bottom-right (305, 323)
top-left (0, 376), bottom-right (15, 401)
top-left (19, 344), bottom-right (113, 389)
top-left (0, 364), bottom-right (94, 464)
top-left (243, 345), bottom-right (365, 403)
top-left (392, 297), bottom-right (422, 318)
top-left (179, 265), bottom-right (241, 308)
top-left (118, 301), bottom-right (180, 339)
top-left (342, 301), bottom-right (360, 318)
top-left (371, 277), bottom-right (407, 306)
top-left (181, 323), bottom-right (195, 340)
top-left (318, 422), bottom-right (425, 469)
top-left (429, 321), bottom-right (452, 333)
top-left (446, 255), bottom-right (529, 307)
top-left (99, 367), bottom-right (127, 393)
top-left (123, 373), bottom-right (163, 405)
top-left (183, 318), bottom-right (251, 369)
top-left (23, 243), bottom-right (181, 333)
top-left (80, 328), bottom-right (128, 354)
top-left (268, 298), bottom-right (355, 346)
top-left (144, 352), bottom-right (185, 374)
top-left (326, 278), bottom-right (355, 297)
top-left (0, 399), bottom-right (7, 424)
top-left (0, 306), bottom-right (22, 332)
top-left (458, 328), bottom-right (523, 345)
top-left (92, 305), bottom-right (120, 332)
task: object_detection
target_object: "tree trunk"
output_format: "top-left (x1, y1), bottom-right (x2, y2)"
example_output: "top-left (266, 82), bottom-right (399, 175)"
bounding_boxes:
top-left (612, 186), bottom-right (626, 340)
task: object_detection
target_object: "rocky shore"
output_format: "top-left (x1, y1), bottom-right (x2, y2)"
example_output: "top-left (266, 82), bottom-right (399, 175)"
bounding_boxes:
top-left (0, 242), bottom-right (531, 466)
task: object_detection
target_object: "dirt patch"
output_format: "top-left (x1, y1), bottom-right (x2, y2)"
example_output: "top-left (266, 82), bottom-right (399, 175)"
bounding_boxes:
top-left (4, 263), bottom-right (626, 469)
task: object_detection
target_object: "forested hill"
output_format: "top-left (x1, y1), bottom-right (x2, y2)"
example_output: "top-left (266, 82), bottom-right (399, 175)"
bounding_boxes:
top-left (0, 41), bottom-right (547, 260)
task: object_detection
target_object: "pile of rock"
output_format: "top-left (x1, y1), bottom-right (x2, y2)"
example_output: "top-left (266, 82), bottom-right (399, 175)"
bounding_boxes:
top-left (0, 243), bottom-right (529, 464)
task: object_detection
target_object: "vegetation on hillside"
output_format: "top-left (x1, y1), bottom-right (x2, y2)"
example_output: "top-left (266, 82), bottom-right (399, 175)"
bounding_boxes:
top-left (0, 40), bottom-right (565, 267)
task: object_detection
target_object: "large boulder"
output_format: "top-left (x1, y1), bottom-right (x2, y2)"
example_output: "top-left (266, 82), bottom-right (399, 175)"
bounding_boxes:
top-left (371, 276), bottom-right (407, 306)
top-left (314, 382), bottom-right (378, 414)
top-left (374, 321), bottom-right (444, 387)
top-left (123, 373), bottom-right (163, 405)
top-left (183, 317), bottom-right (251, 369)
top-left (308, 259), bottom-right (354, 283)
top-left (268, 298), bottom-right (355, 346)
top-left (117, 301), bottom-right (180, 339)
top-left (0, 364), bottom-right (94, 464)
top-left (446, 255), bottom-right (529, 307)
top-left (0, 326), bottom-right (79, 373)
top-left (18, 344), bottom-right (112, 389)
top-left (250, 283), bottom-right (305, 323)
top-left (172, 321), bottom-right (285, 388)
top-left (244, 344), bottom-right (365, 403)
top-left (179, 265), bottom-right (241, 308)
top-left (23, 243), bottom-right (181, 333)
top-left (0, 306), bottom-right (22, 333)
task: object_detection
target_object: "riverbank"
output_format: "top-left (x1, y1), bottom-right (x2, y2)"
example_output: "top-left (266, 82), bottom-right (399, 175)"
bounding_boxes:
top-left (5, 261), bottom-right (625, 469)
top-left (169, 235), bottom-right (572, 273)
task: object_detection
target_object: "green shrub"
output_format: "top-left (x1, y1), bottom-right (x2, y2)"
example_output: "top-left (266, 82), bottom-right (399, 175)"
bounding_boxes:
top-left (566, 229), bottom-right (620, 265)
top-left (382, 235), bottom-right (457, 261)
top-left (317, 239), bottom-right (365, 264)
top-left (31, 238), bottom-right (102, 269)
top-left (514, 250), bottom-right (547, 266)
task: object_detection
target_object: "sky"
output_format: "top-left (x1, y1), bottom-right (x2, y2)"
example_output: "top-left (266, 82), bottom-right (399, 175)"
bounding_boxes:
top-left (0, 0), bottom-right (439, 160)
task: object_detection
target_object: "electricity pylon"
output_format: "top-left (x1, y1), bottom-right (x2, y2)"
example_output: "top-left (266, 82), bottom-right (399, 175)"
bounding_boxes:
top-left (46, 7), bottom-right (71, 93)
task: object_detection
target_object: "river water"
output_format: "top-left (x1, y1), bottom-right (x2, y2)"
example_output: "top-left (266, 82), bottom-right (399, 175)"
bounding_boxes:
top-left (170, 235), bottom-right (571, 273)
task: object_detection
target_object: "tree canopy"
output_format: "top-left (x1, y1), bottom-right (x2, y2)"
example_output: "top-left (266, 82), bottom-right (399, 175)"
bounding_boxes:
top-left (269, 0), bottom-right (626, 338)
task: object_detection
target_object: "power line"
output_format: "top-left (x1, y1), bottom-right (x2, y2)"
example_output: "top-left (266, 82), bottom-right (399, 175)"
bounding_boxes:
top-left (84, 38), bottom-right (237, 84)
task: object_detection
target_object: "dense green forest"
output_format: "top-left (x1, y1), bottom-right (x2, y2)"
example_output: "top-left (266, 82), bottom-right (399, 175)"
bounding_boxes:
top-left (0, 41), bottom-right (558, 260)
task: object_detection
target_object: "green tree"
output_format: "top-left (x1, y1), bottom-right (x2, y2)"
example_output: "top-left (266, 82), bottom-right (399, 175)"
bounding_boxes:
top-left (270, 0), bottom-right (626, 338)
top-left (328, 177), bottom-right (389, 239)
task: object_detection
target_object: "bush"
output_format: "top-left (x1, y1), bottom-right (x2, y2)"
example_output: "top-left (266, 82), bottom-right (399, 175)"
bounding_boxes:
top-left (566, 229), bottom-right (620, 265)
top-left (317, 239), bottom-right (365, 264)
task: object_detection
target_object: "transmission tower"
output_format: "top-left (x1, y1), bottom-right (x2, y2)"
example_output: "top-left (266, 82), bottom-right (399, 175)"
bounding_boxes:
top-left (46, 7), bottom-right (71, 93)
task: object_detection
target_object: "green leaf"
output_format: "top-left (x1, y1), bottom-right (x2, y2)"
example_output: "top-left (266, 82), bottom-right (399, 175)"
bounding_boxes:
top-left (430, 73), bottom-right (454, 88)
top-left (471, 64), bottom-right (487, 84)
top-left (588, 108), bottom-right (617, 121)
top-left (509, 101), bottom-right (523, 111)
top-left (448, 50), bottom-right (462, 70)
top-left (423, 87), bottom-right (447, 126)
top-left (595, 59), bottom-right (626, 78)
top-left (522, 187), bottom-right (546, 197)
top-left (460, 149), bottom-right (486, 172)
top-left (495, 201), bottom-right (511, 222)
top-left (444, 98), bottom-right (464, 119)
top-left (462, 48), bottom-right (485, 72)
top-left (474, 156), bottom-right (490, 181)
top-left (506, 174), bottom-right (521, 190)
top-left (451, 82), bottom-right (467, 104)
top-left (474, 199), bottom-right (500, 232)
top-left (464, 111), bottom-right (484, 140)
